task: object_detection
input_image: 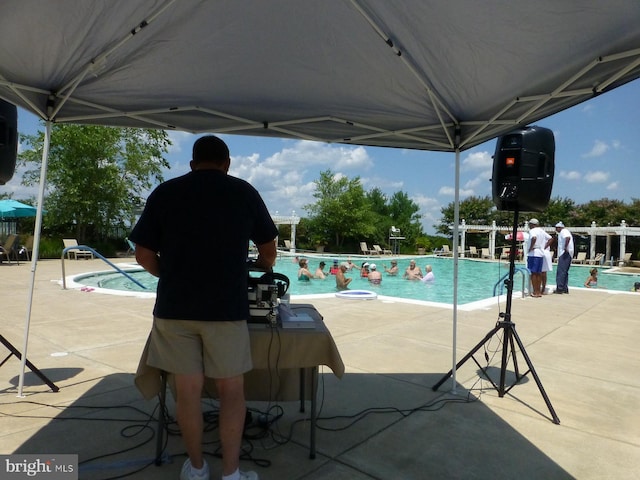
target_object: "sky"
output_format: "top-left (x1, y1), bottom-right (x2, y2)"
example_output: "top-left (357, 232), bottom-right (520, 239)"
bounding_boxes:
top-left (6, 80), bottom-right (640, 235)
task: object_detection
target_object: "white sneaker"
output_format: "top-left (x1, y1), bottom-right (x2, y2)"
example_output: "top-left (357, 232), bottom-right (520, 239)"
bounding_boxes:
top-left (180, 459), bottom-right (210, 480)
top-left (239, 471), bottom-right (258, 480)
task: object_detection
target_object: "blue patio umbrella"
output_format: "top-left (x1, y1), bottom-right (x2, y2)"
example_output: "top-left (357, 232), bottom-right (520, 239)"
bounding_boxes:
top-left (0, 199), bottom-right (39, 219)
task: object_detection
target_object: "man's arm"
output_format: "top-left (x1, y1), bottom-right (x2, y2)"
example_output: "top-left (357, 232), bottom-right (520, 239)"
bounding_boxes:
top-left (135, 244), bottom-right (160, 277)
top-left (255, 239), bottom-right (277, 269)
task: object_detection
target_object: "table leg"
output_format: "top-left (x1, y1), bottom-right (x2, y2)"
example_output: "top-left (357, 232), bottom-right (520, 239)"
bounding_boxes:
top-left (155, 371), bottom-right (167, 465)
top-left (299, 368), bottom-right (305, 412)
top-left (310, 366), bottom-right (317, 459)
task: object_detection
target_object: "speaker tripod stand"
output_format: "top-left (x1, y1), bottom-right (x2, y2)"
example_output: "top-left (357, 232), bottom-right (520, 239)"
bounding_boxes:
top-left (432, 208), bottom-right (560, 424)
top-left (1, 334), bottom-right (59, 392)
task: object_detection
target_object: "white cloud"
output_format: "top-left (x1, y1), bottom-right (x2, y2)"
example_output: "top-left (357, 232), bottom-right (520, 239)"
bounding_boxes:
top-left (462, 151), bottom-right (492, 171)
top-left (582, 140), bottom-right (609, 158)
top-left (583, 170), bottom-right (610, 183)
top-left (464, 170), bottom-right (491, 190)
top-left (438, 185), bottom-right (474, 197)
top-left (606, 181), bottom-right (619, 191)
top-left (411, 194), bottom-right (442, 231)
top-left (224, 141), bottom-right (375, 216)
top-left (559, 170), bottom-right (581, 180)
top-left (166, 130), bottom-right (192, 155)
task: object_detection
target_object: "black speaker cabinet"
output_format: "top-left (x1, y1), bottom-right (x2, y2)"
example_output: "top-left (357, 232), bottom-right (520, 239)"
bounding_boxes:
top-left (0, 100), bottom-right (18, 185)
top-left (491, 125), bottom-right (554, 212)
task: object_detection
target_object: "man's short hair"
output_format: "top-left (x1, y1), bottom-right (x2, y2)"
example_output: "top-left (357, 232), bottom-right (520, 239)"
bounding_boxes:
top-left (192, 135), bottom-right (229, 165)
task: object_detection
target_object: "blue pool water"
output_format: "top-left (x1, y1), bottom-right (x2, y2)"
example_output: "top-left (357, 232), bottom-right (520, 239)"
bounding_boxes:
top-left (74, 255), bottom-right (640, 305)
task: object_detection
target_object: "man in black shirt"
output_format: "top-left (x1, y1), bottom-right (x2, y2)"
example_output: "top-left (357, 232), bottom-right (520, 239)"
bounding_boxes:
top-left (130, 135), bottom-right (277, 480)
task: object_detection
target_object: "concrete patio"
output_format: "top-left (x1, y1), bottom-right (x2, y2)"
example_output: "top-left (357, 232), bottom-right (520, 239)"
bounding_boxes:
top-left (0, 257), bottom-right (638, 479)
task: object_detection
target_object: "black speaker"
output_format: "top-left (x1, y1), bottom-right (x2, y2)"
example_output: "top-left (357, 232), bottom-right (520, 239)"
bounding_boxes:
top-left (0, 100), bottom-right (18, 185)
top-left (491, 125), bottom-right (554, 212)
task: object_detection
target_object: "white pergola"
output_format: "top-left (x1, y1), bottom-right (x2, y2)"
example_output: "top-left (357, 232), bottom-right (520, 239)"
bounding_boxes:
top-left (458, 219), bottom-right (639, 266)
top-left (271, 211), bottom-right (301, 253)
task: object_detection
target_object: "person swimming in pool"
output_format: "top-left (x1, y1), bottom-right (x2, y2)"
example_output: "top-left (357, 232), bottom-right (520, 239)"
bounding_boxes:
top-left (403, 259), bottom-right (423, 280)
top-left (297, 258), bottom-right (313, 281)
top-left (584, 268), bottom-right (599, 288)
top-left (335, 262), bottom-right (352, 290)
top-left (314, 261), bottom-right (327, 279)
top-left (368, 263), bottom-right (382, 285)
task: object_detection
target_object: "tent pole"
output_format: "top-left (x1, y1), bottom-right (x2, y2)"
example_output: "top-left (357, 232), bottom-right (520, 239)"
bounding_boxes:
top-left (18, 121), bottom-right (53, 397)
top-left (450, 144), bottom-right (461, 393)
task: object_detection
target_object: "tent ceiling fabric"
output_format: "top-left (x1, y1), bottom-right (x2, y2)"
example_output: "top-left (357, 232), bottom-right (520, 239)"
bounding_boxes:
top-left (1, 0), bottom-right (640, 151)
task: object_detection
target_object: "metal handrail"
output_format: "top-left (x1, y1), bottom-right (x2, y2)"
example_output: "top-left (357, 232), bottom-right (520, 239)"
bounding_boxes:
top-left (61, 245), bottom-right (147, 290)
top-left (493, 266), bottom-right (531, 297)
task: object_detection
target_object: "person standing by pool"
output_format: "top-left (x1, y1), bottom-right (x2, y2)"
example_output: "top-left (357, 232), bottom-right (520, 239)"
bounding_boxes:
top-left (541, 235), bottom-right (555, 294)
top-left (525, 218), bottom-right (551, 298)
top-left (403, 259), bottom-right (423, 280)
top-left (383, 260), bottom-right (399, 276)
top-left (421, 264), bottom-right (435, 283)
top-left (130, 135), bottom-right (276, 480)
top-left (368, 263), bottom-right (382, 284)
top-left (554, 221), bottom-right (574, 294)
top-left (336, 262), bottom-right (352, 290)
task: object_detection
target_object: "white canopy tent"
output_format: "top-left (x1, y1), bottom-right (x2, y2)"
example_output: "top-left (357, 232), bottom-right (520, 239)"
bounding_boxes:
top-left (1, 0), bottom-right (640, 395)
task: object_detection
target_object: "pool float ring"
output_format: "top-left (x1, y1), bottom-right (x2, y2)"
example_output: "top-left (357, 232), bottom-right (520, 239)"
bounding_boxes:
top-left (335, 289), bottom-right (377, 300)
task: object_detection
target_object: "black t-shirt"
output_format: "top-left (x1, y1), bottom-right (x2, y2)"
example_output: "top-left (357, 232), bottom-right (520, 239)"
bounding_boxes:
top-left (129, 169), bottom-right (278, 321)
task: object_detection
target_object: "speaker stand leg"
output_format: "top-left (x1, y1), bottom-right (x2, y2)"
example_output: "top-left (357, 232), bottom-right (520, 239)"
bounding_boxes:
top-left (0, 334), bottom-right (59, 392)
top-left (432, 208), bottom-right (559, 424)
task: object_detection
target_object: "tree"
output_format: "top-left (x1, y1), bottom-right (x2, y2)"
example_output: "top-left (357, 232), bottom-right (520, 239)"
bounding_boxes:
top-left (572, 198), bottom-right (634, 227)
top-left (436, 195), bottom-right (503, 235)
top-left (386, 191), bottom-right (424, 247)
top-left (304, 170), bottom-right (376, 249)
top-left (19, 124), bottom-right (170, 241)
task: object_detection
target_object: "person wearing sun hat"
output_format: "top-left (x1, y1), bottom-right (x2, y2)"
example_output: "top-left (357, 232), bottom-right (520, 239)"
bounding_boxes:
top-left (368, 263), bottom-right (382, 284)
top-left (525, 218), bottom-right (551, 297)
top-left (360, 262), bottom-right (370, 278)
top-left (336, 262), bottom-right (352, 290)
top-left (554, 221), bottom-right (574, 294)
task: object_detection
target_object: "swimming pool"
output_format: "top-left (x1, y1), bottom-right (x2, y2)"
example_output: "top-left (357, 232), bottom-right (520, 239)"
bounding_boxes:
top-left (71, 255), bottom-right (639, 305)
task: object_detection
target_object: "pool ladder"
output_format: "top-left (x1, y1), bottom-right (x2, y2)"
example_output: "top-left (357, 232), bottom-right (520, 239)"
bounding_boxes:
top-left (493, 267), bottom-right (531, 298)
top-left (61, 245), bottom-right (147, 290)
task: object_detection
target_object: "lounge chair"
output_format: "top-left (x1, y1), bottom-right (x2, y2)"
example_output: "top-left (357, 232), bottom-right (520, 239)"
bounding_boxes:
top-left (434, 245), bottom-right (452, 256)
top-left (572, 252), bottom-right (587, 264)
top-left (63, 238), bottom-right (94, 260)
top-left (468, 246), bottom-right (479, 257)
top-left (481, 248), bottom-right (491, 259)
top-left (621, 252), bottom-right (632, 266)
top-left (0, 234), bottom-right (20, 264)
top-left (372, 244), bottom-right (390, 255)
top-left (360, 242), bottom-right (374, 255)
top-left (587, 253), bottom-right (604, 265)
top-left (500, 247), bottom-right (511, 260)
top-left (21, 235), bottom-right (34, 261)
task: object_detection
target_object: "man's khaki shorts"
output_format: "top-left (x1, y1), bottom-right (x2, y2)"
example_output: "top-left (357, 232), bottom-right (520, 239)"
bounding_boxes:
top-left (147, 317), bottom-right (252, 378)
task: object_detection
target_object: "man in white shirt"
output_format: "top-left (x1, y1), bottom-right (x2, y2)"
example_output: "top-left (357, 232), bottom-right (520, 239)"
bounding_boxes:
top-left (554, 221), bottom-right (574, 294)
top-left (526, 218), bottom-right (551, 297)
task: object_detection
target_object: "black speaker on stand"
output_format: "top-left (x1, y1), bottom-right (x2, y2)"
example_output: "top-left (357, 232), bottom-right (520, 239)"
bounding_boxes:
top-left (491, 125), bottom-right (554, 212)
top-left (433, 125), bottom-right (559, 424)
top-left (0, 100), bottom-right (18, 185)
